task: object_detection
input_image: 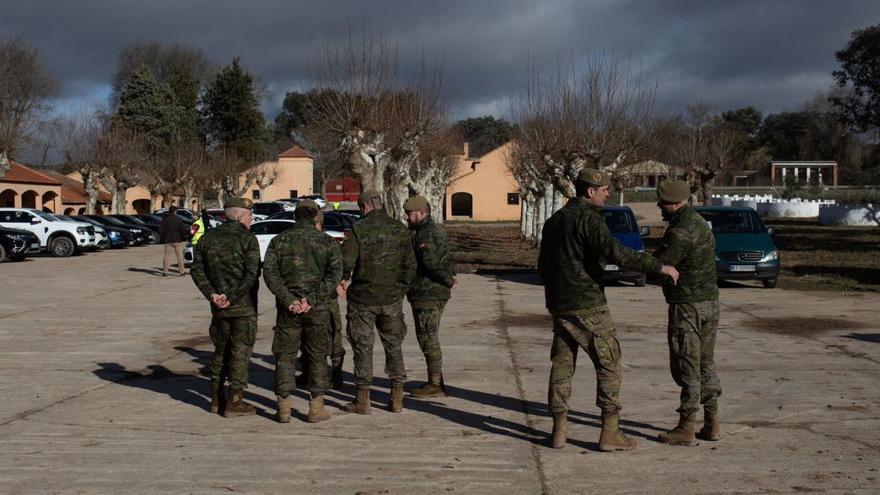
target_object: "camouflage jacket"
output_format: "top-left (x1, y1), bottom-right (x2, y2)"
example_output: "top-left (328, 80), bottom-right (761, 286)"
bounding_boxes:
top-left (653, 205), bottom-right (718, 303)
top-left (342, 208), bottom-right (416, 306)
top-left (407, 217), bottom-right (455, 303)
top-left (191, 220), bottom-right (261, 318)
top-left (538, 197), bottom-right (663, 313)
top-left (263, 221), bottom-right (343, 312)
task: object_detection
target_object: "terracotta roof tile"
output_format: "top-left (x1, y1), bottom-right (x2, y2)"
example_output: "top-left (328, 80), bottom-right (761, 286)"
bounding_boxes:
top-left (278, 145), bottom-right (312, 159)
top-left (40, 169), bottom-right (111, 204)
top-left (2, 162), bottom-right (62, 186)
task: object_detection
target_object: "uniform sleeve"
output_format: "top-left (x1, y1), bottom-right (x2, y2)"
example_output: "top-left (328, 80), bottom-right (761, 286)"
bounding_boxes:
top-left (586, 215), bottom-right (662, 274)
top-left (262, 237), bottom-right (299, 308)
top-left (341, 228), bottom-right (359, 281)
top-left (400, 227), bottom-right (417, 294)
top-left (228, 234), bottom-right (262, 305)
top-left (416, 228), bottom-right (455, 287)
top-left (190, 239), bottom-right (215, 299)
top-left (653, 226), bottom-right (690, 267)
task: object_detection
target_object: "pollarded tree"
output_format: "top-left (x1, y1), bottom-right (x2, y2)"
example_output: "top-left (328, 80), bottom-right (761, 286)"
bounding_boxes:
top-left (0, 35), bottom-right (58, 178)
top-left (57, 110), bottom-right (105, 214)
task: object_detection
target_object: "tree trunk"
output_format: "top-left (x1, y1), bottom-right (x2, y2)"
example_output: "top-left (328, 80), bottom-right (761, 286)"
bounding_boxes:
top-left (0, 151), bottom-right (9, 181)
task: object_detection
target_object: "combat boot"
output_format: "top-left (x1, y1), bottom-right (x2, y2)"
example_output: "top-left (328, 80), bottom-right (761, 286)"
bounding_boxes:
top-left (276, 395), bottom-right (293, 423)
top-left (223, 388), bottom-right (256, 418)
top-left (598, 411), bottom-right (638, 452)
top-left (697, 408), bottom-right (721, 441)
top-left (307, 396), bottom-right (331, 423)
top-left (551, 413), bottom-right (567, 449)
top-left (389, 384), bottom-right (404, 413)
top-left (210, 382), bottom-right (225, 414)
top-left (658, 413), bottom-right (698, 446)
top-left (411, 370), bottom-right (447, 399)
top-left (342, 385), bottom-right (371, 415)
top-left (331, 364), bottom-right (344, 390)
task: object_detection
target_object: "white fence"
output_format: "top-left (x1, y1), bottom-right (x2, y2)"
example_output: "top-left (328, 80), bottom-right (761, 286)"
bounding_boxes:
top-left (709, 195), bottom-right (834, 218)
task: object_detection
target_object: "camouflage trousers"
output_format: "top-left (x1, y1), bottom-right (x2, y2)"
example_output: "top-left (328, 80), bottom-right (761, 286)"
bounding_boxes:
top-left (667, 300), bottom-right (722, 415)
top-left (273, 308), bottom-right (332, 398)
top-left (346, 300), bottom-right (407, 387)
top-left (549, 305), bottom-right (623, 415)
top-left (411, 300), bottom-right (447, 373)
top-left (208, 315), bottom-right (256, 390)
top-left (298, 301), bottom-right (344, 378)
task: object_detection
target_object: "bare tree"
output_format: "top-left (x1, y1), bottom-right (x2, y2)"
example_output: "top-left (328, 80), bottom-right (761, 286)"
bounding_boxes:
top-left (509, 54), bottom-right (657, 240)
top-left (251, 159), bottom-right (279, 199)
top-left (57, 110), bottom-right (104, 214)
top-left (309, 33), bottom-right (447, 218)
top-left (407, 127), bottom-right (459, 222)
top-left (96, 125), bottom-right (147, 214)
top-left (0, 35), bottom-right (59, 178)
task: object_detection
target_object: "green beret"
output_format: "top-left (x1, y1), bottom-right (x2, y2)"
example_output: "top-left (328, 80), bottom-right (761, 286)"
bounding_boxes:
top-left (657, 180), bottom-right (691, 204)
top-left (358, 189), bottom-right (383, 205)
top-left (225, 197), bottom-right (253, 210)
top-left (403, 195), bottom-right (429, 212)
top-left (295, 199), bottom-right (320, 212)
top-left (576, 168), bottom-right (611, 186)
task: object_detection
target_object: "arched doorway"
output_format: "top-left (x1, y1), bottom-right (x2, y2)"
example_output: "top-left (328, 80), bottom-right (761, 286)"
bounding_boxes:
top-left (64, 207), bottom-right (75, 215)
top-left (21, 190), bottom-right (38, 209)
top-left (78, 207), bottom-right (85, 214)
top-left (132, 199), bottom-right (151, 214)
top-left (42, 191), bottom-right (59, 213)
top-left (451, 192), bottom-right (473, 217)
top-left (0, 189), bottom-right (18, 207)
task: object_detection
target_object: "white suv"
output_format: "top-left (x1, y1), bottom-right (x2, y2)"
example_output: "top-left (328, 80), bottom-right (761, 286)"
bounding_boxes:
top-left (0, 208), bottom-right (97, 257)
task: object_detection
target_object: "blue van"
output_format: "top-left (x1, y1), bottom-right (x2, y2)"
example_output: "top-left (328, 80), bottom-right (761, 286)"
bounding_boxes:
top-left (694, 206), bottom-right (781, 288)
top-left (601, 206), bottom-right (651, 287)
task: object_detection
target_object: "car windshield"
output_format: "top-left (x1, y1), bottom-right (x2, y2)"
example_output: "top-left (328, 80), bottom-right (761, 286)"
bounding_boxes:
top-left (251, 221), bottom-right (296, 236)
top-left (698, 210), bottom-right (766, 234)
top-left (120, 216), bottom-right (147, 225)
top-left (98, 216), bottom-right (127, 226)
top-left (139, 214), bottom-right (163, 223)
top-left (602, 210), bottom-right (636, 233)
top-left (253, 203), bottom-right (282, 215)
top-left (34, 211), bottom-right (58, 222)
top-left (75, 217), bottom-right (102, 227)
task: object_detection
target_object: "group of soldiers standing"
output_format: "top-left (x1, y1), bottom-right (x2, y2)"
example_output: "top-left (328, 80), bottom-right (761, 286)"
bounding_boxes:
top-left (189, 169), bottom-right (721, 451)
top-left (190, 191), bottom-right (455, 424)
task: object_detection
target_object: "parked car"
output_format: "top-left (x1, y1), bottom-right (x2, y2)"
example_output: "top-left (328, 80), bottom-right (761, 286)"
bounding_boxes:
top-left (205, 208), bottom-right (226, 223)
top-left (250, 219), bottom-right (297, 261)
top-left (601, 206), bottom-right (651, 287)
top-left (56, 215), bottom-right (117, 249)
top-left (71, 216), bottom-right (133, 247)
top-left (0, 208), bottom-right (96, 257)
top-left (112, 214), bottom-right (162, 239)
top-left (264, 210), bottom-right (351, 242)
top-left (86, 215), bottom-right (159, 244)
top-left (0, 226), bottom-right (40, 262)
top-left (298, 195), bottom-right (327, 208)
top-left (154, 208), bottom-right (196, 223)
top-left (252, 201), bottom-right (296, 221)
top-left (694, 206), bottom-right (780, 288)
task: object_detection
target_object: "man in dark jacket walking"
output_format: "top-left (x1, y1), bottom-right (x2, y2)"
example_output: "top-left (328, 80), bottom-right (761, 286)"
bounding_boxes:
top-left (160, 205), bottom-right (189, 276)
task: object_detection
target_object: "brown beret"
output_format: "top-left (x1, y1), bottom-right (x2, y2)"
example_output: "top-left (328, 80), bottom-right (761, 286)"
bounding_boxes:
top-left (657, 180), bottom-right (691, 204)
top-left (403, 195), bottom-right (429, 212)
top-left (295, 199), bottom-right (320, 212)
top-left (358, 189), bottom-right (383, 205)
top-left (576, 168), bottom-right (611, 186)
top-left (225, 197), bottom-right (253, 210)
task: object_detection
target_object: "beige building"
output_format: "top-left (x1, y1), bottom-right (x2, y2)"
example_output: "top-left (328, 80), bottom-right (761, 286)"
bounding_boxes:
top-left (240, 145), bottom-right (314, 202)
top-left (1, 162), bottom-right (63, 212)
top-left (445, 142), bottom-right (522, 222)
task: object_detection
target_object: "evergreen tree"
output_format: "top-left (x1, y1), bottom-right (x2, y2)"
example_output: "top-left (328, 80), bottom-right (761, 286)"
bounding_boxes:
top-left (200, 57), bottom-right (267, 158)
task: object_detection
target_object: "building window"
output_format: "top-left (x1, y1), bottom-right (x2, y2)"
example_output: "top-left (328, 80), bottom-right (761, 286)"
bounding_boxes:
top-left (252, 190), bottom-right (261, 200)
top-left (507, 193), bottom-right (520, 205)
top-left (289, 190), bottom-right (298, 199)
top-left (451, 192), bottom-right (473, 217)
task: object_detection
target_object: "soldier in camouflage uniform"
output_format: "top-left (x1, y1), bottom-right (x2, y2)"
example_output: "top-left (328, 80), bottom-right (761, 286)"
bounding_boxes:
top-left (653, 180), bottom-right (722, 445)
top-left (263, 200), bottom-right (342, 424)
top-left (190, 197), bottom-right (261, 418)
top-left (538, 169), bottom-right (680, 451)
top-left (403, 196), bottom-right (456, 399)
top-left (340, 190), bottom-right (416, 415)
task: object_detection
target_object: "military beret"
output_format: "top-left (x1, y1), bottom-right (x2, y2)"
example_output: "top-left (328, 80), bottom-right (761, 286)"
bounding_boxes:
top-left (295, 199), bottom-right (320, 212)
top-left (576, 168), bottom-right (611, 186)
top-left (657, 180), bottom-right (691, 204)
top-left (403, 195), bottom-right (429, 212)
top-left (225, 197), bottom-right (253, 210)
top-left (358, 189), bottom-right (383, 205)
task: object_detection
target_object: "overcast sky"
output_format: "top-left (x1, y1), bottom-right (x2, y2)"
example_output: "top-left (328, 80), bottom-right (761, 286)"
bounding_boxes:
top-left (2, 0), bottom-right (879, 122)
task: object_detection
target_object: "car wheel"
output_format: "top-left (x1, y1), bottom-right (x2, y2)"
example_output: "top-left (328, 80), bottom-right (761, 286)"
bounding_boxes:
top-left (147, 231), bottom-right (160, 244)
top-left (762, 278), bottom-right (778, 289)
top-left (634, 275), bottom-right (646, 287)
top-left (0, 244), bottom-right (6, 262)
top-left (50, 236), bottom-right (76, 257)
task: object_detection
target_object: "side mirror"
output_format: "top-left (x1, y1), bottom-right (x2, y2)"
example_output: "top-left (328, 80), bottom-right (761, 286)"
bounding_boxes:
top-left (639, 226), bottom-right (651, 237)
top-left (30, 217), bottom-right (41, 224)
top-left (766, 226), bottom-right (775, 236)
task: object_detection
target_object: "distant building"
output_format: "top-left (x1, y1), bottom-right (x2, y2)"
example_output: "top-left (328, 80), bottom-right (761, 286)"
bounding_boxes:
top-left (1, 162), bottom-right (63, 212)
top-left (324, 176), bottom-right (361, 202)
top-left (240, 145), bottom-right (314, 202)
top-left (444, 142), bottom-right (521, 221)
top-left (769, 161), bottom-right (838, 186)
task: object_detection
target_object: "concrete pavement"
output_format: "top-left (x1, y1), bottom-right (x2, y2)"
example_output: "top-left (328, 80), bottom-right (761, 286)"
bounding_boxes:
top-left (0, 246), bottom-right (878, 494)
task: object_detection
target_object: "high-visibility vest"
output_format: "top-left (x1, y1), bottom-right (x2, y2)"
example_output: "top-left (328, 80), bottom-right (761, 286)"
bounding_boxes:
top-left (190, 218), bottom-right (206, 245)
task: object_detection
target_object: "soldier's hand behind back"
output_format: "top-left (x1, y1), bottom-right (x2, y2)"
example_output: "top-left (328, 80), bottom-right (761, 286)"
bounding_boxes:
top-left (660, 265), bottom-right (680, 285)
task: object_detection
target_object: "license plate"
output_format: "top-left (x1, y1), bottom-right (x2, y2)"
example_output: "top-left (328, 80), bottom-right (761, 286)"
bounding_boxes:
top-left (30, 243), bottom-right (40, 249)
top-left (730, 264), bottom-right (756, 272)
top-left (604, 264), bottom-right (619, 271)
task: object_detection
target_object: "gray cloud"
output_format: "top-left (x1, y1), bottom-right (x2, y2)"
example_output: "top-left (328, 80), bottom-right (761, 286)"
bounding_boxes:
top-left (2, 0), bottom-right (878, 122)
